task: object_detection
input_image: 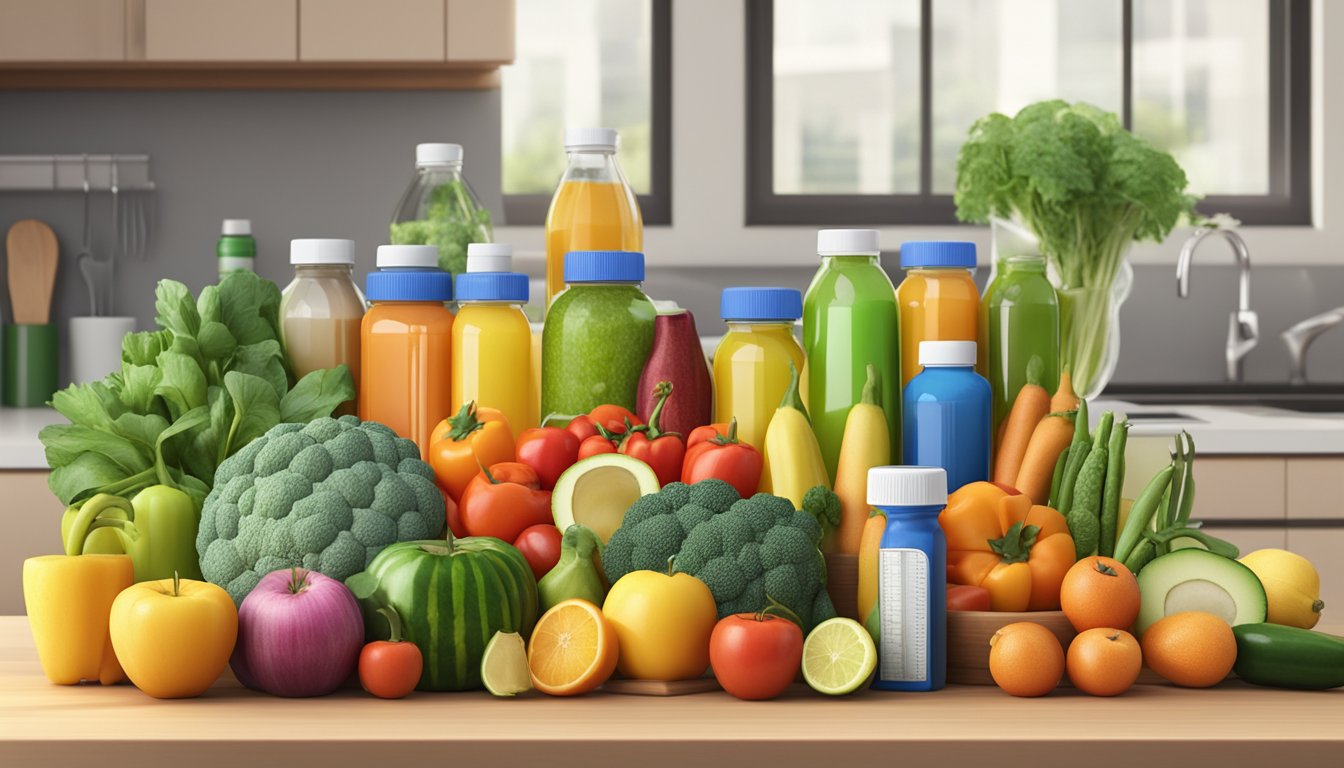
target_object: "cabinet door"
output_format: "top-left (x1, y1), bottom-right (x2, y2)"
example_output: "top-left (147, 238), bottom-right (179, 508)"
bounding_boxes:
top-left (144, 0), bottom-right (297, 61)
top-left (300, 0), bottom-right (444, 61)
top-left (1190, 458), bottom-right (1286, 522)
top-left (0, 471), bottom-right (67, 615)
top-left (446, 0), bottom-right (514, 62)
top-left (1286, 458), bottom-right (1344, 520)
top-left (0, 0), bottom-right (124, 61)
top-left (1285, 529), bottom-right (1344, 623)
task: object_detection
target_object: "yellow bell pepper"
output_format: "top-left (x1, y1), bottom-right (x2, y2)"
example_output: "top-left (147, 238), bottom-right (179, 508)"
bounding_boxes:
top-left (761, 363), bottom-right (830, 509)
top-left (834, 364), bottom-right (890, 554)
top-left (22, 554), bottom-right (133, 685)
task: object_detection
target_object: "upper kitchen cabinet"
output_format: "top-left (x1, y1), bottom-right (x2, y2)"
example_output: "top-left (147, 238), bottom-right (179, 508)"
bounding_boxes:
top-left (446, 0), bottom-right (515, 63)
top-left (0, 0), bottom-right (125, 61)
top-left (145, 0), bottom-right (297, 61)
top-left (300, 0), bottom-right (443, 62)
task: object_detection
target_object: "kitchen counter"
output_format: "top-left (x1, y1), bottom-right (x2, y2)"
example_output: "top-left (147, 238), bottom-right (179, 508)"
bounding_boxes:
top-left (1, 616), bottom-right (1339, 766)
top-left (1094, 399), bottom-right (1344, 454)
top-left (0, 407), bottom-right (61, 469)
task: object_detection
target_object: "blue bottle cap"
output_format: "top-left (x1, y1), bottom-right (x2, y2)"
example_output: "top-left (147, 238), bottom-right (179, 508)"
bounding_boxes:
top-left (563, 250), bottom-right (645, 283)
top-left (455, 272), bottom-right (530, 303)
top-left (720, 287), bottom-right (803, 322)
top-left (365, 269), bottom-right (454, 302)
top-left (899, 241), bottom-right (977, 268)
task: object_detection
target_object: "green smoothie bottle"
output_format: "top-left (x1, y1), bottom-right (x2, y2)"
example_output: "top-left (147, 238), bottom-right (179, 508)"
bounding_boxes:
top-left (542, 250), bottom-right (656, 419)
top-left (803, 229), bottom-right (901, 476)
top-left (981, 255), bottom-right (1059, 438)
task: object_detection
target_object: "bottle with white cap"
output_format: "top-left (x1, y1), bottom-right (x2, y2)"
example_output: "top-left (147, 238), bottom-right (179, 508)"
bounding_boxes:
top-left (390, 143), bottom-right (493, 276)
top-left (217, 219), bottom-right (256, 279)
top-left (803, 229), bottom-right (901, 479)
top-left (451, 243), bottom-right (535, 437)
top-left (543, 127), bottom-right (643, 305)
top-left (867, 465), bottom-right (947, 692)
top-left (902, 340), bottom-right (991, 494)
top-left (279, 239), bottom-right (366, 413)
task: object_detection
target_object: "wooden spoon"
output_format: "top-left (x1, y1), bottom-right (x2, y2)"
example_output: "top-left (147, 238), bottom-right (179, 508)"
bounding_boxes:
top-left (6, 219), bottom-right (59, 325)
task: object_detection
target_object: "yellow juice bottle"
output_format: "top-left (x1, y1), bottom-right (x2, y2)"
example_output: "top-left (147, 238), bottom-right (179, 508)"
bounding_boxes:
top-left (452, 244), bottom-right (534, 439)
top-left (712, 288), bottom-right (806, 453)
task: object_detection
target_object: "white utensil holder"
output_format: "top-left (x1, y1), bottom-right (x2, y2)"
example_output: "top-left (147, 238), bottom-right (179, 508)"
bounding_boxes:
top-left (69, 316), bottom-right (136, 385)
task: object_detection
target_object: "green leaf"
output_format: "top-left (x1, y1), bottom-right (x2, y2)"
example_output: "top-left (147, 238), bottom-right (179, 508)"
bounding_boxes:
top-left (154, 280), bottom-right (200, 340)
top-left (48, 383), bottom-right (116, 432)
top-left (231, 340), bottom-right (288, 401)
top-left (121, 330), bottom-right (172, 367)
top-left (118, 364), bottom-right (163, 414)
top-left (39, 423), bottom-right (151, 478)
top-left (47, 452), bottom-right (133, 505)
top-left (280, 365), bottom-right (355, 423)
top-left (196, 321), bottom-right (237, 364)
top-left (216, 272), bottom-right (281, 346)
top-left (153, 351), bottom-right (208, 419)
top-left (223, 371), bottom-right (281, 458)
top-left (110, 412), bottom-right (170, 455)
top-left (186, 386), bottom-right (230, 484)
top-left (153, 406), bottom-right (211, 487)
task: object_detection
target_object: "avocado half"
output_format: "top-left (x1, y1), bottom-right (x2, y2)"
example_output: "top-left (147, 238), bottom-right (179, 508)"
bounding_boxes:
top-left (1136, 549), bottom-right (1267, 635)
top-left (552, 454), bottom-right (660, 544)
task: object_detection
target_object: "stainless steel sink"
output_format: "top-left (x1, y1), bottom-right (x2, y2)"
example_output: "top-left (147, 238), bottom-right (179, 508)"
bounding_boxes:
top-left (1103, 384), bottom-right (1344, 414)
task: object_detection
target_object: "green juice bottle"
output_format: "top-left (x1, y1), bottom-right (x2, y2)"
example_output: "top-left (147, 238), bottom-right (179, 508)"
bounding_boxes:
top-left (803, 229), bottom-right (901, 477)
top-left (980, 255), bottom-right (1059, 438)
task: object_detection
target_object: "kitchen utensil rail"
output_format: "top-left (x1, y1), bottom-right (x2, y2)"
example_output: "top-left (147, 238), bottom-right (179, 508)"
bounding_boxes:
top-left (0, 154), bottom-right (155, 192)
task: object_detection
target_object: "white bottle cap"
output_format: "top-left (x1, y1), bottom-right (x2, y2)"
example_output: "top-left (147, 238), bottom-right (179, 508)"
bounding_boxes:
top-left (416, 143), bottom-right (463, 166)
top-left (564, 127), bottom-right (619, 151)
top-left (290, 238), bottom-right (355, 265)
top-left (222, 219), bottom-right (252, 236)
top-left (867, 466), bottom-right (948, 507)
top-left (817, 229), bottom-right (880, 256)
top-left (919, 340), bottom-right (977, 366)
top-left (377, 244), bottom-right (440, 269)
top-left (466, 242), bottom-right (513, 272)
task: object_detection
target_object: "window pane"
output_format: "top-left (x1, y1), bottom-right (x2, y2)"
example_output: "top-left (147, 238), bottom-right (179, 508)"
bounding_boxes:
top-left (931, 0), bottom-right (1123, 193)
top-left (772, 0), bottom-right (922, 194)
top-left (1133, 0), bottom-right (1269, 195)
top-left (502, 0), bottom-right (653, 195)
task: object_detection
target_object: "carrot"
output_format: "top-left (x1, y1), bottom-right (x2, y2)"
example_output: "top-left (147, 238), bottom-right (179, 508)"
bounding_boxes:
top-left (993, 359), bottom-right (1051, 487)
top-left (857, 509), bottom-right (887, 623)
top-left (1051, 366), bottom-right (1079, 412)
top-left (1014, 409), bottom-right (1077, 505)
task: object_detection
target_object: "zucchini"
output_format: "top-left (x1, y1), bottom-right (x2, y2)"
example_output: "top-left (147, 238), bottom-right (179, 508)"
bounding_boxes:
top-left (1232, 623), bottom-right (1344, 690)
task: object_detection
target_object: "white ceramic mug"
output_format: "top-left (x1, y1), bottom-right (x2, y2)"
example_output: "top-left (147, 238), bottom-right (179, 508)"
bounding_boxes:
top-left (68, 316), bottom-right (136, 385)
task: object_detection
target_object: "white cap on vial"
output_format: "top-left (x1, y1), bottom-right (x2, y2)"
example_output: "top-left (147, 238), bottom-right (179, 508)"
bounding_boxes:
top-left (564, 127), bottom-right (619, 151)
top-left (817, 229), bottom-right (880, 256)
top-left (867, 466), bottom-right (948, 507)
top-left (466, 243), bottom-right (513, 273)
top-left (222, 219), bottom-right (252, 236)
top-left (416, 143), bottom-right (463, 166)
top-left (377, 244), bottom-right (440, 269)
top-left (290, 238), bottom-right (354, 265)
top-left (919, 340), bottom-right (977, 366)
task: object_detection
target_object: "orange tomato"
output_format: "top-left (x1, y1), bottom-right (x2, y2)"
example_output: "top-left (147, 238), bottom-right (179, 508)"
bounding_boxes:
top-left (1059, 556), bottom-right (1141, 632)
top-left (940, 482), bottom-right (1075, 611)
top-left (1067, 628), bottom-right (1141, 696)
top-left (428, 402), bottom-right (515, 501)
top-left (988, 621), bottom-right (1064, 697)
top-left (1141, 611), bottom-right (1236, 688)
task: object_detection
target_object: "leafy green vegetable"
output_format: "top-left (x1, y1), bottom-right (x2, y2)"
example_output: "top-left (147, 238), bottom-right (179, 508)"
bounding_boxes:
top-left (41, 272), bottom-right (355, 510)
top-left (389, 180), bottom-right (493, 275)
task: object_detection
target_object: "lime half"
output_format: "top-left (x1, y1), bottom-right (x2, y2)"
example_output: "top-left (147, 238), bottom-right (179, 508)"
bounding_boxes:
top-left (482, 631), bottom-right (532, 697)
top-left (802, 617), bottom-right (877, 695)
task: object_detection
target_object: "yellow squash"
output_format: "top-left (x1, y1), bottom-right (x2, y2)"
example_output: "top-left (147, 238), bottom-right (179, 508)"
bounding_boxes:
top-left (22, 554), bottom-right (133, 685)
top-left (834, 365), bottom-right (890, 554)
top-left (762, 363), bottom-right (830, 509)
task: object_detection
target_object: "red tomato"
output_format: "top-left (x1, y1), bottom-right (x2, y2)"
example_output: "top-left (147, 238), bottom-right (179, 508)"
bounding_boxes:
top-left (359, 639), bottom-right (423, 699)
top-left (947, 584), bottom-right (992, 612)
top-left (708, 613), bottom-right (803, 700)
top-left (514, 524), bottom-right (563, 581)
top-left (457, 462), bottom-right (553, 542)
top-left (516, 427), bottom-right (581, 490)
top-left (578, 433), bottom-right (618, 459)
top-left (441, 485), bottom-right (466, 539)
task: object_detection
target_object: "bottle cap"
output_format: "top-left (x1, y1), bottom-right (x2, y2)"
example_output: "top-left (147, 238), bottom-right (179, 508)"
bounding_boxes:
top-left (900, 241), bottom-right (977, 268)
top-left (416, 143), bottom-right (463, 166)
top-left (221, 219), bottom-right (252, 236)
top-left (720, 287), bottom-right (803, 322)
top-left (366, 270), bottom-right (453, 302)
top-left (817, 229), bottom-right (879, 257)
top-left (290, 238), bottom-right (354, 265)
top-left (919, 340), bottom-right (977, 366)
top-left (563, 250), bottom-right (645, 283)
top-left (455, 272), bottom-right (529, 303)
top-left (466, 242), bottom-right (513, 273)
top-left (377, 244), bottom-right (440, 269)
top-left (867, 467), bottom-right (948, 507)
top-left (564, 127), bottom-right (619, 151)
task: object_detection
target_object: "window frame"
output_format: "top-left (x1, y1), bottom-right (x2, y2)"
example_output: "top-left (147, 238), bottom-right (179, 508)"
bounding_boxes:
top-left (745, 0), bottom-right (1311, 226)
top-left (502, 0), bottom-right (673, 226)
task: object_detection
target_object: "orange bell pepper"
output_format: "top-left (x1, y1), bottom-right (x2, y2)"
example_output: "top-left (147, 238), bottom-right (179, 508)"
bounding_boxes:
top-left (939, 481), bottom-right (1075, 612)
top-left (428, 402), bottom-right (516, 502)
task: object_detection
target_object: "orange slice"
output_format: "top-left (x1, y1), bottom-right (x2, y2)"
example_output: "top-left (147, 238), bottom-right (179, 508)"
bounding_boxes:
top-left (527, 598), bottom-right (619, 696)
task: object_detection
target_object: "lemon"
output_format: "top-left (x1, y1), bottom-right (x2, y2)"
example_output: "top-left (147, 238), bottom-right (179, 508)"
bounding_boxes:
top-left (481, 631), bottom-right (531, 697)
top-left (802, 617), bottom-right (877, 695)
top-left (1239, 549), bottom-right (1324, 629)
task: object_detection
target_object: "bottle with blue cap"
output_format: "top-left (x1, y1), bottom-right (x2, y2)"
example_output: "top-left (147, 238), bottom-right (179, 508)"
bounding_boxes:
top-left (452, 243), bottom-right (535, 438)
top-left (713, 287), bottom-right (806, 452)
top-left (903, 340), bottom-right (991, 494)
top-left (359, 244), bottom-right (455, 457)
top-left (896, 240), bottom-right (980, 387)
top-left (541, 250), bottom-right (656, 418)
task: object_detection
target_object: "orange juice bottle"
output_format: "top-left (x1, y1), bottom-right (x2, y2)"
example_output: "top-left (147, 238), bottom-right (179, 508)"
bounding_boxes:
top-left (359, 244), bottom-right (455, 458)
top-left (451, 243), bottom-right (534, 439)
top-left (896, 241), bottom-right (980, 387)
top-left (544, 127), bottom-right (642, 305)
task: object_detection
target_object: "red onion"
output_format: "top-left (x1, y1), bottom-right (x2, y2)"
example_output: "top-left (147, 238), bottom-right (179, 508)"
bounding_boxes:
top-left (232, 568), bottom-right (364, 697)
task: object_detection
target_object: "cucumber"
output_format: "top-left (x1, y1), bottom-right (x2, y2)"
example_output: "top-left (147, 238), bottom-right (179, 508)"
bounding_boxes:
top-left (1232, 623), bottom-right (1344, 690)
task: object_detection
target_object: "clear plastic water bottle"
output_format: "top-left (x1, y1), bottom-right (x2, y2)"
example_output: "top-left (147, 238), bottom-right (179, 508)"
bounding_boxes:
top-left (390, 143), bottom-right (493, 277)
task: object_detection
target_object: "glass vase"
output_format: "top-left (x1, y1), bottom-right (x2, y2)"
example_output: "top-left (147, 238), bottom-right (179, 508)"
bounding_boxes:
top-left (1053, 259), bottom-right (1133, 400)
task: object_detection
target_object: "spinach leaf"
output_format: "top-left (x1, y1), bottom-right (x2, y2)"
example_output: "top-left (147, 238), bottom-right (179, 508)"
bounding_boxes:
top-left (223, 371), bottom-right (282, 456)
top-left (153, 351), bottom-right (208, 420)
top-left (281, 365), bottom-right (356, 423)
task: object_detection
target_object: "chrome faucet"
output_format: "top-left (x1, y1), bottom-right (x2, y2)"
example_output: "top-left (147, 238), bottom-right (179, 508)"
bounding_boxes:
top-left (1176, 228), bottom-right (1259, 382)
top-left (1283, 307), bottom-right (1344, 384)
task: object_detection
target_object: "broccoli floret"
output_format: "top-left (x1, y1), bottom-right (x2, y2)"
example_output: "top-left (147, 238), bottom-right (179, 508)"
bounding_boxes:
top-left (603, 478), bottom-right (838, 632)
top-left (197, 417), bottom-right (446, 605)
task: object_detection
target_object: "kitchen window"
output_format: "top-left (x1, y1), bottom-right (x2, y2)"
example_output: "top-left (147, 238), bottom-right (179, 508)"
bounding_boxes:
top-left (746, 0), bottom-right (1310, 226)
top-left (501, 0), bottom-right (671, 225)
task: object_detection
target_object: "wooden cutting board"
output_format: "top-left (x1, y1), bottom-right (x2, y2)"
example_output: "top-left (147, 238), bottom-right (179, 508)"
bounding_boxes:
top-left (6, 219), bottom-right (59, 325)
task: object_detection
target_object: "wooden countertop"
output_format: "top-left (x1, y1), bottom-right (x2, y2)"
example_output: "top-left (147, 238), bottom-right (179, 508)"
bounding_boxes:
top-left (1, 616), bottom-right (1340, 767)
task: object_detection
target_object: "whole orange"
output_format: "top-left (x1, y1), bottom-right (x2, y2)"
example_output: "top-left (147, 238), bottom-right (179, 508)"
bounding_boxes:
top-left (989, 622), bottom-right (1064, 697)
top-left (1067, 628), bottom-right (1142, 696)
top-left (1141, 611), bottom-right (1236, 688)
top-left (1060, 556), bottom-right (1140, 632)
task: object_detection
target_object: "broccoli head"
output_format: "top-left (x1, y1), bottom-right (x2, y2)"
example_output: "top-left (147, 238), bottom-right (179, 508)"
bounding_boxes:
top-left (603, 479), bottom-right (837, 631)
top-left (197, 415), bottom-right (445, 604)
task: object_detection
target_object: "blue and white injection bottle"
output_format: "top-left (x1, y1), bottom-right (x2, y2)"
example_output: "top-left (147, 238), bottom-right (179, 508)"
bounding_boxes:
top-left (868, 466), bottom-right (947, 692)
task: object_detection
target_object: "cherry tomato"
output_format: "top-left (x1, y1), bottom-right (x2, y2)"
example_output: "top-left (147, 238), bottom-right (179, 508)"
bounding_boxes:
top-left (513, 524), bottom-right (563, 581)
top-left (578, 433), bottom-right (618, 459)
top-left (516, 427), bottom-right (581, 490)
top-left (708, 612), bottom-right (803, 700)
top-left (947, 584), bottom-right (992, 611)
top-left (359, 608), bottom-right (423, 699)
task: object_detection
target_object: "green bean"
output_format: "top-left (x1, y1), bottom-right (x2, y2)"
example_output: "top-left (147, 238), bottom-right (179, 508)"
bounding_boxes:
top-left (1048, 447), bottom-right (1069, 508)
top-left (1147, 526), bottom-right (1239, 559)
top-left (1099, 421), bottom-right (1128, 557)
top-left (1175, 432), bottom-right (1196, 527)
top-left (1053, 400), bottom-right (1092, 515)
top-left (1123, 536), bottom-right (1157, 574)
top-left (1113, 464), bottom-right (1174, 563)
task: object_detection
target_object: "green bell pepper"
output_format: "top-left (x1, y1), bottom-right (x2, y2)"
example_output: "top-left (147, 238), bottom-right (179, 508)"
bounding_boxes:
top-left (63, 488), bottom-right (203, 582)
top-left (60, 504), bottom-right (126, 555)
